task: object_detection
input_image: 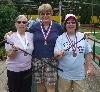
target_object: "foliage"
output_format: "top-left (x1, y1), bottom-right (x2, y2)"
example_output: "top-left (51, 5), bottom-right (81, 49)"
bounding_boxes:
top-left (0, 0), bottom-right (100, 26)
top-left (0, 4), bottom-right (20, 41)
top-left (61, 0), bottom-right (100, 24)
top-left (0, 47), bottom-right (6, 61)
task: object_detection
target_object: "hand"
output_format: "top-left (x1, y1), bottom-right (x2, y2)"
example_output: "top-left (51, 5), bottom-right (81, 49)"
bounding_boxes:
top-left (57, 49), bottom-right (66, 58)
top-left (86, 64), bottom-right (94, 77)
top-left (7, 44), bottom-right (18, 59)
top-left (4, 31), bottom-right (13, 39)
top-left (12, 44), bottom-right (18, 51)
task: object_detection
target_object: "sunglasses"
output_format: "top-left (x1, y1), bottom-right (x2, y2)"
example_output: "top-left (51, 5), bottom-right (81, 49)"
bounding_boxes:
top-left (17, 21), bottom-right (27, 24)
top-left (40, 12), bottom-right (51, 16)
top-left (66, 21), bottom-right (76, 24)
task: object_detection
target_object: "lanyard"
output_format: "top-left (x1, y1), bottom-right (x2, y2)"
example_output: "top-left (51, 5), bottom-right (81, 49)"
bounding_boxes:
top-left (66, 33), bottom-right (78, 52)
top-left (17, 32), bottom-right (29, 50)
top-left (40, 21), bottom-right (52, 41)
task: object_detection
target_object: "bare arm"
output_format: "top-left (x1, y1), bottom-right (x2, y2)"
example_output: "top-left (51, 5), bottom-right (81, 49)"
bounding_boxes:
top-left (85, 52), bottom-right (94, 76)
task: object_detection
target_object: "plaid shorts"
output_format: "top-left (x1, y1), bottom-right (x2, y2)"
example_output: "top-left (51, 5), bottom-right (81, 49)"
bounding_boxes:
top-left (32, 58), bottom-right (58, 85)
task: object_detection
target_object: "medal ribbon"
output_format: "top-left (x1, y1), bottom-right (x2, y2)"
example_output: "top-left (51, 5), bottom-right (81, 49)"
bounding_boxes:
top-left (17, 32), bottom-right (29, 50)
top-left (40, 21), bottom-right (52, 41)
top-left (66, 33), bottom-right (78, 52)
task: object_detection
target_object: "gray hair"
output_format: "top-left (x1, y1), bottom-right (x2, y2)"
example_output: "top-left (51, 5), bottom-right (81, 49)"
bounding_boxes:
top-left (15, 15), bottom-right (27, 22)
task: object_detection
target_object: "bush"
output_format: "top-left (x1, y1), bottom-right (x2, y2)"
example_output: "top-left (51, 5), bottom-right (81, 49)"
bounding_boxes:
top-left (0, 47), bottom-right (6, 61)
top-left (0, 4), bottom-right (20, 41)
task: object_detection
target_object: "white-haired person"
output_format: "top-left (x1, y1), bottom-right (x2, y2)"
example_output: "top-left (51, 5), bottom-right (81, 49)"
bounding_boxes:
top-left (54, 14), bottom-right (94, 92)
top-left (5, 15), bottom-right (34, 92)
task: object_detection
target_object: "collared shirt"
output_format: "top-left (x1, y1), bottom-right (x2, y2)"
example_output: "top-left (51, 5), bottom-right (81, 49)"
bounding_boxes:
top-left (5, 32), bottom-right (34, 72)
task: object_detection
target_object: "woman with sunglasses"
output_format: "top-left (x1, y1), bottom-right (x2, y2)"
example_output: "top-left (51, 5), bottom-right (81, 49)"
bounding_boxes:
top-left (5, 15), bottom-right (34, 92)
top-left (54, 14), bottom-right (94, 92)
top-left (29, 3), bottom-right (63, 92)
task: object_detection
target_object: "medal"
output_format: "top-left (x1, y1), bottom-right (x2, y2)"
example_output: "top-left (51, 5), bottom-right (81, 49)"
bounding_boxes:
top-left (40, 21), bottom-right (52, 46)
top-left (17, 32), bottom-right (29, 56)
top-left (73, 51), bottom-right (77, 57)
top-left (66, 33), bottom-right (78, 57)
top-left (44, 41), bottom-right (47, 45)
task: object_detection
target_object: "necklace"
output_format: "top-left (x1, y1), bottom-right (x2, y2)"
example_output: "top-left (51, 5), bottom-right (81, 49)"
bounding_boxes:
top-left (17, 32), bottom-right (29, 56)
top-left (40, 21), bottom-right (52, 45)
top-left (66, 33), bottom-right (78, 57)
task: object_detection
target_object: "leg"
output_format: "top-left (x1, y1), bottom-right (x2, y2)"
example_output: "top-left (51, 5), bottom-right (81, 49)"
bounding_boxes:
top-left (46, 84), bottom-right (55, 92)
top-left (37, 83), bottom-right (46, 92)
top-left (7, 70), bottom-right (21, 92)
top-left (58, 76), bottom-right (72, 92)
top-left (73, 80), bottom-right (85, 92)
top-left (33, 58), bottom-right (46, 92)
top-left (21, 68), bottom-right (32, 92)
top-left (44, 58), bottom-right (57, 92)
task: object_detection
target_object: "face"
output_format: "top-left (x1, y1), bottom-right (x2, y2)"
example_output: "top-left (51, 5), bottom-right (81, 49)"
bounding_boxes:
top-left (65, 19), bottom-right (76, 34)
top-left (39, 10), bottom-right (51, 23)
top-left (15, 16), bottom-right (27, 32)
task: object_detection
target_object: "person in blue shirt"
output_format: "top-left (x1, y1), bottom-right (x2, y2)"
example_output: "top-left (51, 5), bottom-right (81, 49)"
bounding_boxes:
top-left (28, 17), bottom-right (36, 29)
top-left (29, 3), bottom-right (63, 92)
top-left (54, 14), bottom-right (94, 92)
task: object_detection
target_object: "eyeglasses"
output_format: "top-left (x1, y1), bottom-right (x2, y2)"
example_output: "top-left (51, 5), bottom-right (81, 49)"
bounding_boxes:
top-left (66, 21), bottom-right (76, 24)
top-left (17, 21), bottom-right (27, 24)
top-left (40, 12), bottom-right (51, 16)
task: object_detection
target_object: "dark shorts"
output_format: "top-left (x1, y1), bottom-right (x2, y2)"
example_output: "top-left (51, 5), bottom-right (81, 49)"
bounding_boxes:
top-left (7, 68), bottom-right (32, 92)
top-left (32, 58), bottom-right (58, 85)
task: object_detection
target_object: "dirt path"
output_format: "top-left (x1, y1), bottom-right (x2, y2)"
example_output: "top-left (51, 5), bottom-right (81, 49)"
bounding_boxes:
top-left (0, 60), bottom-right (100, 92)
top-left (0, 61), bottom-right (8, 92)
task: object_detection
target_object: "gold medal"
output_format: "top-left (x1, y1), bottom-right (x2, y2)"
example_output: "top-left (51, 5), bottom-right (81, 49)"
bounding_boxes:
top-left (66, 33), bottom-right (78, 57)
top-left (40, 21), bottom-right (52, 46)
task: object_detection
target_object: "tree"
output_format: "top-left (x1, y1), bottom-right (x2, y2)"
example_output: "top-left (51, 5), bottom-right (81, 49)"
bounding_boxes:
top-left (0, 4), bottom-right (20, 41)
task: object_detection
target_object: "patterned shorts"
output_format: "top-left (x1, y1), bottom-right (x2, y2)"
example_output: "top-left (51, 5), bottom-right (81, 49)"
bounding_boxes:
top-left (32, 58), bottom-right (58, 85)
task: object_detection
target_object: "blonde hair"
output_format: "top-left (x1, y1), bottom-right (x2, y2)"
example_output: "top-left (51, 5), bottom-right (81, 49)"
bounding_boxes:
top-left (15, 15), bottom-right (27, 22)
top-left (38, 3), bottom-right (53, 15)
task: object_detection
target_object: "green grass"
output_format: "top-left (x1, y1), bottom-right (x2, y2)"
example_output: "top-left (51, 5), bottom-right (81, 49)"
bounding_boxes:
top-left (95, 33), bottom-right (100, 40)
top-left (95, 46), bottom-right (100, 55)
top-left (92, 46), bottom-right (100, 66)
top-left (79, 26), bottom-right (100, 40)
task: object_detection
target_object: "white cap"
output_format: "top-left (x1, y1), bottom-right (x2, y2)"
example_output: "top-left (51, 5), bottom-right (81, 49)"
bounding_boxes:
top-left (65, 14), bottom-right (76, 20)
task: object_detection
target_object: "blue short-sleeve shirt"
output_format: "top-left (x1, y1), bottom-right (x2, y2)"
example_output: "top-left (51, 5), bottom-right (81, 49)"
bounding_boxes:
top-left (54, 32), bottom-right (92, 80)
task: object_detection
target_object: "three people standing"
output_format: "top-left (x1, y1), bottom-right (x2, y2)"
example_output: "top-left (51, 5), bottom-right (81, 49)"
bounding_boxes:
top-left (4, 3), bottom-right (94, 92)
